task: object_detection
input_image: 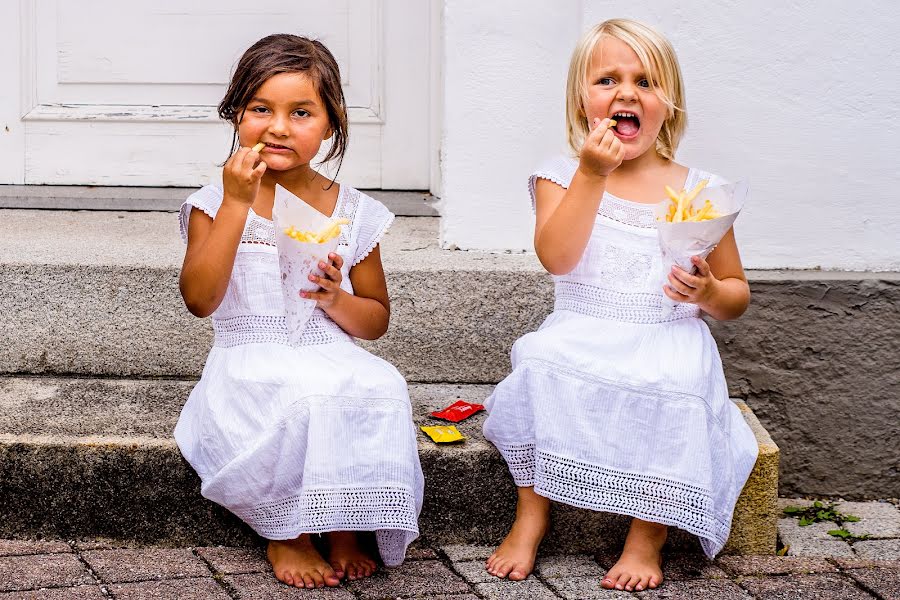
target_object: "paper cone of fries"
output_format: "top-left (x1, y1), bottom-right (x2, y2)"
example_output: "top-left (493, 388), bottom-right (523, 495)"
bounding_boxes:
top-left (653, 179), bottom-right (749, 318)
top-left (272, 184), bottom-right (344, 345)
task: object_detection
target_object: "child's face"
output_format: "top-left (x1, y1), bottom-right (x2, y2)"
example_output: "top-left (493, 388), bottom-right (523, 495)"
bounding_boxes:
top-left (584, 37), bottom-right (668, 161)
top-left (237, 72), bottom-right (332, 171)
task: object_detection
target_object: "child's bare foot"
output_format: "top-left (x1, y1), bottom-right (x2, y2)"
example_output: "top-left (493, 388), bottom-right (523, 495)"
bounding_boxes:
top-left (601, 518), bottom-right (667, 592)
top-left (325, 531), bottom-right (378, 580)
top-left (267, 535), bottom-right (341, 588)
top-left (485, 487), bottom-right (550, 581)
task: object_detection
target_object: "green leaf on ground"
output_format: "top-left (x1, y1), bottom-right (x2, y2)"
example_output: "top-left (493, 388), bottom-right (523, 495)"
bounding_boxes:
top-left (828, 528), bottom-right (852, 539)
top-left (782, 501), bottom-right (863, 529)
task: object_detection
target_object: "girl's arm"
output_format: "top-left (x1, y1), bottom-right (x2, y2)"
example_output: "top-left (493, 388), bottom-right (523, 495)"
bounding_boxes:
top-left (665, 227), bottom-right (751, 321)
top-left (304, 246), bottom-right (390, 340)
top-left (179, 146), bottom-right (266, 317)
top-left (534, 118), bottom-right (624, 275)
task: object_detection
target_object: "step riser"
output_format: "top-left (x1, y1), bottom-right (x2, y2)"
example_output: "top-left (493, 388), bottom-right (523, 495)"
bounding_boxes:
top-left (0, 439), bottom-right (773, 555)
top-left (0, 264), bottom-right (549, 383)
top-left (0, 371), bottom-right (777, 556)
top-left (5, 264), bottom-right (893, 499)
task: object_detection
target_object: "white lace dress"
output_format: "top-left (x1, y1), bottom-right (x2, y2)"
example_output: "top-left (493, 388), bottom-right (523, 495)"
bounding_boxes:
top-left (174, 183), bottom-right (423, 566)
top-left (482, 156), bottom-right (759, 558)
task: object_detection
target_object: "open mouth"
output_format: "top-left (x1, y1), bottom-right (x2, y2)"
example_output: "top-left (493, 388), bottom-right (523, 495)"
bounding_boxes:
top-left (611, 112), bottom-right (640, 137)
top-left (264, 143), bottom-right (291, 150)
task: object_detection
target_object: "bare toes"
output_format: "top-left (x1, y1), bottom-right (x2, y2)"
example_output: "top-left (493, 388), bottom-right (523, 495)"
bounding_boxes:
top-left (625, 574), bottom-right (641, 591)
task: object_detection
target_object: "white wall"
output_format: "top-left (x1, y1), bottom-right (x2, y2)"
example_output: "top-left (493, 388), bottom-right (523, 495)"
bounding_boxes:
top-left (441, 0), bottom-right (900, 271)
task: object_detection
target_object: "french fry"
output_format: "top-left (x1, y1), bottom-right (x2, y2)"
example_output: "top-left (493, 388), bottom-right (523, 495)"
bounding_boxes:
top-left (661, 179), bottom-right (720, 223)
top-left (283, 218), bottom-right (350, 244)
top-left (664, 185), bottom-right (682, 203)
top-left (252, 142), bottom-right (265, 153)
top-left (683, 179), bottom-right (709, 204)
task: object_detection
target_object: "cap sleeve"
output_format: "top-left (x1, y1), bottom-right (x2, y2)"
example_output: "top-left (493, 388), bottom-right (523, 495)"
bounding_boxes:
top-left (350, 191), bottom-right (395, 267)
top-left (178, 185), bottom-right (224, 243)
top-left (528, 155), bottom-right (578, 212)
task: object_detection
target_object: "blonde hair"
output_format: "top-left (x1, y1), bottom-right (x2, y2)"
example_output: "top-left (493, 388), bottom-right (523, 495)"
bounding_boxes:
top-left (565, 19), bottom-right (686, 161)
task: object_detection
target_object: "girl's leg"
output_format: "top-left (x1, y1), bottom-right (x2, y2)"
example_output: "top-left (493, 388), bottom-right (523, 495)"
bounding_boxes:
top-left (485, 486), bottom-right (550, 580)
top-left (267, 535), bottom-right (341, 588)
top-left (325, 531), bottom-right (378, 580)
top-left (601, 518), bottom-right (667, 592)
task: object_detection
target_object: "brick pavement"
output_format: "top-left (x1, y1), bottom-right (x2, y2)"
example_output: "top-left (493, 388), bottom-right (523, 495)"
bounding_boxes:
top-left (1, 498), bottom-right (898, 599)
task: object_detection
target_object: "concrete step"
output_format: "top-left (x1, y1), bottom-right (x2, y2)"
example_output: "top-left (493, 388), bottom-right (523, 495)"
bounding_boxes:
top-left (0, 210), bottom-right (541, 383)
top-left (0, 376), bottom-right (779, 555)
top-left (4, 208), bottom-right (895, 502)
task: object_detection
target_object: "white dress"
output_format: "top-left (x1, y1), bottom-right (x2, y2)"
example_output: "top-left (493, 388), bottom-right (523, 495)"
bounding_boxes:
top-left (482, 156), bottom-right (759, 558)
top-left (174, 183), bottom-right (423, 566)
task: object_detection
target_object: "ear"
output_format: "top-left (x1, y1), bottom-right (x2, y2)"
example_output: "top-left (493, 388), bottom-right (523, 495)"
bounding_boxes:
top-left (323, 127), bottom-right (333, 141)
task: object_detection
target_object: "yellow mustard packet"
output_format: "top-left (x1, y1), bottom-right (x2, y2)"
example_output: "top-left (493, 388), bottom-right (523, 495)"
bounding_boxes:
top-left (420, 425), bottom-right (465, 443)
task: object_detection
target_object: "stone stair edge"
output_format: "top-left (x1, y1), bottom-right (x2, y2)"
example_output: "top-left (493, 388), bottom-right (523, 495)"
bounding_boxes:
top-left (0, 375), bottom-right (777, 554)
top-left (1, 208), bottom-right (896, 279)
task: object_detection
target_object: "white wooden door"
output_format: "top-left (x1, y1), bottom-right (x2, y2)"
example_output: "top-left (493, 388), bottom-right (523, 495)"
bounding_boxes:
top-left (2, 0), bottom-right (432, 189)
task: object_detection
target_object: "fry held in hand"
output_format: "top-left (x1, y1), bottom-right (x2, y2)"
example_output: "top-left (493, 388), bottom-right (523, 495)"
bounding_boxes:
top-left (251, 142), bottom-right (265, 153)
top-left (662, 179), bottom-right (721, 223)
top-left (283, 218), bottom-right (349, 243)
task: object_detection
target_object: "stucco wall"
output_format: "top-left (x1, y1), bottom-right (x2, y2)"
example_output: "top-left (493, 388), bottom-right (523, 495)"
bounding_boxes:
top-left (441, 0), bottom-right (900, 270)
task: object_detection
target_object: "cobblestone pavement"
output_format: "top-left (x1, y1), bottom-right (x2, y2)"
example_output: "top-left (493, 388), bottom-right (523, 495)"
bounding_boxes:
top-left (2, 499), bottom-right (898, 599)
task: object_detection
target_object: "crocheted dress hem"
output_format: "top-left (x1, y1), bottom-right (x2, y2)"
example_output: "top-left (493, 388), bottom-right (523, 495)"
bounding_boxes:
top-left (495, 443), bottom-right (730, 558)
top-left (227, 485), bottom-right (420, 566)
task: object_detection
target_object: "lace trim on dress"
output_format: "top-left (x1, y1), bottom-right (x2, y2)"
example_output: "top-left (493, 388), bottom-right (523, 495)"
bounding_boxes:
top-left (554, 280), bottom-right (700, 323)
top-left (231, 486), bottom-right (419, 565)
top-left (179, 186), bottom-right (224, 243)
top-left (242, 212), bottom-right (276, 246)
top-left (353, 213), bottom-right (394, 267)
top-left (212, 313), bottom-right (350, 347)
top-left (597, 195), bottom-right (658, 229)
top-left (494, 443), bottom-right (730, 554)
top-left (497, 444), bottom-right (536, 487)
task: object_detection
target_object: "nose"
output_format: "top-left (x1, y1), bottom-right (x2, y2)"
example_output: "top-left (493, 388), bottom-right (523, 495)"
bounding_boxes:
top-left (617, 82), bottom-right (637, 102)
top-left (268, 112), bottom-right (290, 137)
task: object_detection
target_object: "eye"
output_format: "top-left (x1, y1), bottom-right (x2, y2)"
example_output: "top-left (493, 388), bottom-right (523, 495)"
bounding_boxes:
top-left (638, 79), bottom-right (651, 88)
top-left (292, 109), bottom-right (310, 118)
top-left (597, 77), bottom-right (615, 86)
top-left (250, 105), bottom-right (269, 113)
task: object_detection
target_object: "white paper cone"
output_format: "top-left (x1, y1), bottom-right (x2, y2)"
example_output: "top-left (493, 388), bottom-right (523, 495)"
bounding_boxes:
top-left (653, 180), bottom-right (749, 317)
top-left (272, 184), bottom-right (344, 345)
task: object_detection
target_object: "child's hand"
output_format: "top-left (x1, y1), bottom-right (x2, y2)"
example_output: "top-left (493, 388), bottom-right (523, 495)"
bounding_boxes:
top-left (578, 118), bottom-right (625, 179)
top-left (664, 255), bottom-right (718, 305)
top-left (301, 253), bottom-right (345, 309)
top-left (222, 145), bottom-right (267, 207)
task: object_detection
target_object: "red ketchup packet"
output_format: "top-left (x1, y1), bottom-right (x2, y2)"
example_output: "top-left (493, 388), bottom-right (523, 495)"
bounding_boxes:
top-left (430, 400), bottom-right (485, 423)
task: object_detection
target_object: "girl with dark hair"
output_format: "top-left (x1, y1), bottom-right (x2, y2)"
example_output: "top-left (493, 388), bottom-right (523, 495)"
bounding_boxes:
top-left (175, 34), bottom-right (423, 589)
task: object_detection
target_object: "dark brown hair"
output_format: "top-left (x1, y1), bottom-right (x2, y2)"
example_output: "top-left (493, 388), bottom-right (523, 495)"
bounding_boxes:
top-left (218, 34), bottom-right (349, 174)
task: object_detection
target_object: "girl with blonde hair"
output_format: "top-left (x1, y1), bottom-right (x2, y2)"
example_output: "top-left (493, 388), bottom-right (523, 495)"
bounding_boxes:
top-left (482, 19), bottom-right (758, 592)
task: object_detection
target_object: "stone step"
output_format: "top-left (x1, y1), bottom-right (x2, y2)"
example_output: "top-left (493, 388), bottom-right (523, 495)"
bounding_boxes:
top-left (0, 210), bottom-right (541, 383)
top-left (3, 209), bottom-right (897, 502)
top-left (0, 376), bottom-right (779, 555)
